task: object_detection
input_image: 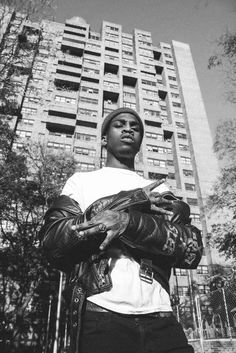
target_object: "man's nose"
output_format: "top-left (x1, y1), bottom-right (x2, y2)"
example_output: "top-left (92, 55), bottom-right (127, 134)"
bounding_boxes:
top-left (122, 123), bottom-right (134, 132)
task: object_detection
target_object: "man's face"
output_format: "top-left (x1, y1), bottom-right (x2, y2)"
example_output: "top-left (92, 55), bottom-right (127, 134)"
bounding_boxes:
top-left (105, 113), bottom-right (143, 160)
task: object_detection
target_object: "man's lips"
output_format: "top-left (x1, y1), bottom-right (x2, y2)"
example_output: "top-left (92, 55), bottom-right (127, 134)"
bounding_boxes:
top-left (121, 134), bottom-right (134, 143)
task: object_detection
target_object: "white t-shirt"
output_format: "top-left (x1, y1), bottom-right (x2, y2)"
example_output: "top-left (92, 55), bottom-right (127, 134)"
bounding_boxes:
top-left (61, 167), bottom-right (172, 314)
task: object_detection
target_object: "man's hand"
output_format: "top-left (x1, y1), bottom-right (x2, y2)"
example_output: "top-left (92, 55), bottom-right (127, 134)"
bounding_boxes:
top-left (142, 180), bottom-right (173, 216)
top-left (71, 210), bottom-right (129, 251)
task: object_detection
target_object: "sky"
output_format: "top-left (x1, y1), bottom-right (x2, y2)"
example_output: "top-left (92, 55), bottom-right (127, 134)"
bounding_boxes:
top-left (53, 0), bottom-right (236, 138)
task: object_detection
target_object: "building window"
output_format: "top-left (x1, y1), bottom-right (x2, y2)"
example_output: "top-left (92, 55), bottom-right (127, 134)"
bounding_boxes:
top-left (187, 198), bottom-right (198, 206)
top-left (105, 25), bottom-right (119, 32)
top-left (144, 109), bottom-right (160, 117)
top-left (191, 213), bottom-right (200, 222)
top-left (174, 111), bottom-right (183, 119)
top-left (141, 79), bottom-right (156, 87)
top-left (171, 93), bottom-right (179, 99)
top-left (78, 108), bottom-right (97, 117)
top-left (147, 145), bottom-right (165, 153)
top-left (172, 102), bottom-right (181, 108)
top-left (81, 86), bottom-right (99, 94)
top-left (122, 50), bottom-right (133, 57)
top-left (47, 141), bottom-right (71, 150)
top-left (22, 118), bottom-right (34, 125)
top-left (177, 133), bottom-right (187, 139)
top-left (148, 158), bottom-right (166, 168)
top-left (197, 265), bottom-right (208, 275)
top-left (16, 130), bottom-right (32, 138)
top-left (75, 133), bottom-right (96, 141)
top-left (12, 142), bottom-right (24, 150)
top-left (49, 131), bottom-right (72, 138)
top-left (198, 285), bottom-right (210, 294)
top-left (183, 169), bottom-right (193, 177)
top-left (178, 286), bottom-right (189, 296)
top-left (166, 60), bottom-right (173, 65)
top-left (103, 81), bottom-right (119, 89)
top-left (145, 132), bottom-right (163, 141)
top-left (84, 58), bottom-right (100, 66)
top-left (176, 121), bottom-right (185, 128)
top-left (83, 68), bottom-right (99, 75)
top-left (123, 102), bottom-right (136, 109)
top-left (168, 76), bottom-right (176, 81)
top-left (185, 183), bottom-right (196, 191)
top-left (55, 95), bottom-right (76, 104)
top-left (22, 107), bottom-right (37, 114)
top-left (77, 162), bottom-right (95, 171)
top-left (123, 92), bottom-right (136, 100)
top-left (24, 97), bottom-right (40, 104)
top-left (175, 268), bottom-right (187, 276)
top-left (181, 156), bottom-right (191, 165)
top-left (167, 159), bottom-right (174, 166)
top-left (179, 144), bottom-right (189, 151)
top-left (80, 97), bottom-right (98, 105)
top-left (168, 173), bottom-right (175, 180)
top-left (74, 147), bottom-right (96, 157)
top-left (143, 99), bottom-right (159, 107)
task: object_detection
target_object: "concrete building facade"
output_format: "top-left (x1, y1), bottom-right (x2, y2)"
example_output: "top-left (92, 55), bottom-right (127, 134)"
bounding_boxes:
top-left (0, 13), bottom-right (220, 300)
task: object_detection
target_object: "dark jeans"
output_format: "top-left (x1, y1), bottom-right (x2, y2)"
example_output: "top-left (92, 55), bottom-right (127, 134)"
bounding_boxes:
top-left (80, 311), bottom-right (194, 353)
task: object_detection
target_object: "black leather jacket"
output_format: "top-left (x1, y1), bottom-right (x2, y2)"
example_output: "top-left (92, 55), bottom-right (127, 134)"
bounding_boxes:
top-left (40, 187), bottom-right (203, 353)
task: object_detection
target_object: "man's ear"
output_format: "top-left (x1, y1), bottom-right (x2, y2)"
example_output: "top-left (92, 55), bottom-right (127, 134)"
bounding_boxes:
top-left (101, 136), bottom-right (107, 147)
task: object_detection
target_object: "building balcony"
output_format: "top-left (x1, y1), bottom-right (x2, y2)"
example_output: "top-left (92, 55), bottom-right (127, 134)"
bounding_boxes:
top-left (61, 39), bottom-right (84, 55)
top-left (57, 64), bottom-right (82, 77)
top-left (163, 123), bottom-right (174, 140)
top-left (144, 118), bottom-right (162, 129)
top-left (123, 85), bottom-right (136, 93)
top-left (46, 115), bottom-right (76, 134)
top-left (84, 43), bottom-right (101, 56)
top-left (122, 67), bottom-right (137, 78)
top-left (49, 102), bottom-right (77, 115)
top-left (54, 72), bottom-right (80, 88)
top-left (158, 89), bottom-right (168, 100)
top-left (103, 101), bottom-right (119, 111)
top-left (81, 72), bottom-right (100, 83)
top-left (105, 54), bottom-right (120, 64)
top-left (53, 89), bottom-right (78, 99)
top-left (103, 81), bottom-right (120, 92)
top-left (63, 32), bottom-right (86, 43)
top-left (64, 26), bottom-right (88, 38)
top-left (76, 114), bottom-right (97, 126)
top-left (59, 55), bottom-right (83, 67)
top-left (147, 166), bottom-right (168, 177)
top-left (104, 73), bottom-right (119, 81)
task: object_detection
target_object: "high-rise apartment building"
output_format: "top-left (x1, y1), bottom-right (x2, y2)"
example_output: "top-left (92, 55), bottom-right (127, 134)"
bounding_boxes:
top-left (0, 13), bottom-right (219, 298)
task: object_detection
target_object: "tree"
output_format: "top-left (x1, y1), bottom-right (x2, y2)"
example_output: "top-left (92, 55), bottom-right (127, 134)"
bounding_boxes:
top-left (207, 118), bottom-right (236, 260)
top-left (0, 0), bottom-right (57, 117)
top-left (0, 121), bottom-right (77, 352)
top-left (208, 30), bottom-right (236, 103)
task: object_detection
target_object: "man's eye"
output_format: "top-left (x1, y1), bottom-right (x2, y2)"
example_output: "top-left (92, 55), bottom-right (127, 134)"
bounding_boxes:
top-left (113, 122), bottom-right (123, 128)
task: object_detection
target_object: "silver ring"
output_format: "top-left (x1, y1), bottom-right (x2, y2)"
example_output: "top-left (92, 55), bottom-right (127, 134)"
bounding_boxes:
top-left (99, 224), bottom-right (107, 233)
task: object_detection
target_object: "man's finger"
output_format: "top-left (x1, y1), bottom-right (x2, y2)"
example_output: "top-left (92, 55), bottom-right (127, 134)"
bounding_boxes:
top-left (71, 220), bottom-right (97, 231)
top-left (151, 205), bottom-right (173, 216)
top-left (143, 179), bottom-right (166, 194)
top-left (73, 223), bottom-right (107, 239)
top-left (99, 230), bottom-right (114, 250)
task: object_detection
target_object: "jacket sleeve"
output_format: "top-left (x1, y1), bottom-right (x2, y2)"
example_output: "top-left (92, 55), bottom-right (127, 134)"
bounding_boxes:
top-left (120, 209), bottom-right (203, 269)
top-left (39, 195), bottom-right (90, 272)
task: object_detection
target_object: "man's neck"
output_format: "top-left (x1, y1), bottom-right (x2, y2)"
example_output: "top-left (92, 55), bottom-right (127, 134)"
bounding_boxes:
top-left (105, 155), bottom-right (135, 171)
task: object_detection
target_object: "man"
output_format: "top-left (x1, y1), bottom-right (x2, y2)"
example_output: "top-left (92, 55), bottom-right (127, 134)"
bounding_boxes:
top-left (40, 107), bottom-right (203, 353)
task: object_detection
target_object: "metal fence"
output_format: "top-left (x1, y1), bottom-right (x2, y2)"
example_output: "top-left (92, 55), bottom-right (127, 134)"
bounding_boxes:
top-left (173, 285), bottom-right (236, 342)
